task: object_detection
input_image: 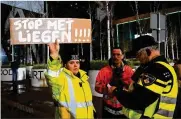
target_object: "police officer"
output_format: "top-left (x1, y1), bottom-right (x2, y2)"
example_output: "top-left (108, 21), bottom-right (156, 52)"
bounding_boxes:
top-left (108, 35), bottom-right (178, 119)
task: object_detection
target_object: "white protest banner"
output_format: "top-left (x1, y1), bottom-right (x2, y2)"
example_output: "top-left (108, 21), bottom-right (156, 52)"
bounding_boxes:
top-left (10, 18), bottom-right (92, 44)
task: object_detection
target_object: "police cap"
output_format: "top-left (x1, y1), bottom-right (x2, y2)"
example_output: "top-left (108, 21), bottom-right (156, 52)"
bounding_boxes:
top-left (133, 35), bottom-right (158, 53)
top-left (62, 54), bottom-right (80, 64)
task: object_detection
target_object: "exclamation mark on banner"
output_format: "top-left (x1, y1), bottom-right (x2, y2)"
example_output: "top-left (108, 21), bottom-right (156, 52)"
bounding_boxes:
top-left (75, 29), bottom-right (91, 42)
top-left (83, 29), bottom-right (86, 42)
top-left (87, 29), bottom-right (91, 42)
top-left (75, 29), bottom-right (78, 42)
top-left (79, 29), bottom-right (82, 42)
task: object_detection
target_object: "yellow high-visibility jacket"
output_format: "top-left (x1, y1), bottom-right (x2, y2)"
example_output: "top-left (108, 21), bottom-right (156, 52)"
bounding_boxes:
top-left (45, 58), bottom-right (94, 119)
top-left (115, 60), bottom-right (178, 119)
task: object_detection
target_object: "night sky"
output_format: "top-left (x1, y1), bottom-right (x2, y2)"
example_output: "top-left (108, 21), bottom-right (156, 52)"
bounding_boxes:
top-left (48, 1), bottom-right (181, 20)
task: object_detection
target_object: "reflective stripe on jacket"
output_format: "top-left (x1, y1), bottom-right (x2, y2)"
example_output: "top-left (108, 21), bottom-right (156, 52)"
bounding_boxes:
top-left (45, 58), bottom-right (94, 119)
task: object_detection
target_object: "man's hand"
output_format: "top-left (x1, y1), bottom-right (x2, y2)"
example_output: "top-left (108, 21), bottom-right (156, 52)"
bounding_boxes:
top-left (48, 39), bottom-right (60, 59)
top-left (95, 81), bottom-right (108, 94)
top-left (108, 86), bottom-right (117, 94)
top-left (127, 82), bottom-right (134, 92)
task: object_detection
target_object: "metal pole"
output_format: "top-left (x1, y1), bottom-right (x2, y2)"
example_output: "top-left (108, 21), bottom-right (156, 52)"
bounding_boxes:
top-left (110, 5), bottom-right (114, 48)
top-left (157, 13), bottom-right (160, 52)
top-left (116, 24), bottom-right (119, 47)
top-left (106, 1), bottom-right (111, 59)
top-left (165, 37), bottom-right (167, 58)
top-left (165, 22), bottom-right (168, 58)
top-left (100, 15), bottom-right (102, 60)
top-left (135, 1), bottom-right (142, 35)
top-left (46, 1), bottom-right (49, 62)
top-left (47, 46), bottom-right (49, 62)
top-left (89, 2), bottom-right (93, 61)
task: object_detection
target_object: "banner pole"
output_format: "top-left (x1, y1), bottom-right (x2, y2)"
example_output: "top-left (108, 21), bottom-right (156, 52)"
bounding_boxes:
top-left (47, 46), bottom-right (49, 63)
top-left (12, 45), bottom-right (14, 62)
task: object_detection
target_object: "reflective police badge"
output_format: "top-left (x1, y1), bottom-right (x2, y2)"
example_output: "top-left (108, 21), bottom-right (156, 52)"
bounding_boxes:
top-left (140, 73), bottom-right (157, 86)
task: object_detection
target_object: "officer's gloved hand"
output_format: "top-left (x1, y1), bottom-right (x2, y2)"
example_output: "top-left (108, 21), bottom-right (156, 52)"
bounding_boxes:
top-left (109, 79), bottom-right (124, 91)
top-left (109, 78), bottom-right (123, 87)
top-left (109, 78), bottom-right (117, 87)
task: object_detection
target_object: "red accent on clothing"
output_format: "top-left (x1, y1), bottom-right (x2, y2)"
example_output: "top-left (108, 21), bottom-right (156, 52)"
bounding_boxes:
top-left (95, 65), bottom-right (134, 108)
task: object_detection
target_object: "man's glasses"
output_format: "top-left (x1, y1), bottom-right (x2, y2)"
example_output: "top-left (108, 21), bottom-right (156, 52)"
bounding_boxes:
top-left (112, 53), bottom-right (122, 56)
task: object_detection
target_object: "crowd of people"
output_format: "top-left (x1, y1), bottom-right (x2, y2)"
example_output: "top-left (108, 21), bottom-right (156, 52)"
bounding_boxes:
top-left (45, 35), bottom-right (181, 119)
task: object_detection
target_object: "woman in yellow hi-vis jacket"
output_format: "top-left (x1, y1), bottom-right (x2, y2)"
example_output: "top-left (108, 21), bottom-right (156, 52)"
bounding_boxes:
top-left (45, 40), bottom-right (95, 119)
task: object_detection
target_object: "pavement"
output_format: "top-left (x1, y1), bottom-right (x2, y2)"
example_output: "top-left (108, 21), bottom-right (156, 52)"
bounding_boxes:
top-left (1, 81), bottom-right (55, 118)
top-left (1, 81), bottom-right (103, 119)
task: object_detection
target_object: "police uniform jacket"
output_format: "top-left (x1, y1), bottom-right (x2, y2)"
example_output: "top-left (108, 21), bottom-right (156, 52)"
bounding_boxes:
top-left (113, 56), bottom-right (178, 119)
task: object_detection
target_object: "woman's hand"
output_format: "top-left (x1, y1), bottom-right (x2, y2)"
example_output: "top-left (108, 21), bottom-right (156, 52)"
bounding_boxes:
top-left (48, 39), bottom-right (60, 59)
